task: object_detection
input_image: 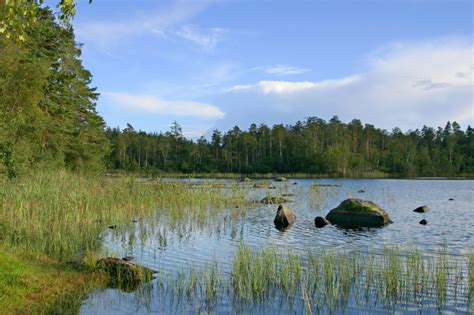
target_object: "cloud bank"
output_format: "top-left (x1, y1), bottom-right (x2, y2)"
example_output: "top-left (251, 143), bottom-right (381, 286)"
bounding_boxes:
top-left (215, 38), bottom-right (473, 131)
top-left (106, 92), bottom-right (225, 119)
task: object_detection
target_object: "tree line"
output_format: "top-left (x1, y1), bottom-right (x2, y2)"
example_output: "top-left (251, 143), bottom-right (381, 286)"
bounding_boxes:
top-left (105, 119), bottom-right (473, 177)
top-left (1, 5), bottom-right (472, 178)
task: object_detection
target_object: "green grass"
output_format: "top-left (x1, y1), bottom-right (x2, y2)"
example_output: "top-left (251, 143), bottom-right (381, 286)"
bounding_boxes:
top-left (0, 245), bottom-right (104, 314)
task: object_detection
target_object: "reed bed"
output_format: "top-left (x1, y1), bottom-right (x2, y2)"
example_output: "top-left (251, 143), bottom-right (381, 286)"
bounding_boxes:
top-left (0, 171), bottom-right (249, 259)
top-left (149, 245), bottom-right (472, 313)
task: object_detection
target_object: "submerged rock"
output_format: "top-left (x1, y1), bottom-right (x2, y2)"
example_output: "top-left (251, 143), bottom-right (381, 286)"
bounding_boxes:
top-left (261, 196), bottom-right (290, 204)
top-left (449, 198), bottom-right (454, 201)
top-left (253, 182), bottom-right (267, 188)
top-left (274, 204), bottom-right (296, 230)
top-left (419, 219), bottom-right (428, 225)
top-left (314, 216), bottom-right (330, 228)
top-left (413, 205), bottom-right (430, 213)
top-left (211, 182), bottom-right (226, 188)
top-left (325, 198), bottom-right (393, 228)
top-left (274, 177), bottom-right (288, 182)
top-left (97, 257), bottom-right (156, 291)
top-left (358, 189), bottom-right (366, 193)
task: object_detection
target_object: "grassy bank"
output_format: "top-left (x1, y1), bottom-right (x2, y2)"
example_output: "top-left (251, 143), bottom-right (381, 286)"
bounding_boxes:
top-left (0, 171), bottom-right (248, 312)
top-left (0, 245), bottom-right (104, 314)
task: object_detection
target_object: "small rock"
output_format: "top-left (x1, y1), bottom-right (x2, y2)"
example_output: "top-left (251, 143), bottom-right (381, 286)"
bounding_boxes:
top-left (293, 182), bottom-right (298, 185)
top-left (419, 219), bottom-right (428, 225)
top-left (413, 206), bottom-right (430, 213)
top-left (274, 204), bottom-right (296, 230)
top-left (240, 177), bottom-right (251, 182)
top-left (314, 216), bottom-right (330, 228)
top-left (274, 177), bottom-right (288, 182)
top-left (268, 184), bottom-right (276, 189)
top-left (448, 198), bottom-right (454, 201)
top-left (108, 225), bottom-right (117, 229)
top-left (358, 189), bottom-right (366, 193)
top-left (261, 196), bottom-right (290, 204)
top-left (253, 182), bottom-right (267, 188)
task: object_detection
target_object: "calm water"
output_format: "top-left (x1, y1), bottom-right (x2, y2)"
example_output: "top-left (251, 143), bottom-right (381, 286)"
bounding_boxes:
top-left (80, 179), bottom-right (473, 314)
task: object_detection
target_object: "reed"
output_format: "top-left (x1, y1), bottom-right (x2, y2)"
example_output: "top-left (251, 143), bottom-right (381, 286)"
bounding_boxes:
top-left (0, 171), bottom-right (248, 260)
top-left (154, 245), bottom-right (471, 313)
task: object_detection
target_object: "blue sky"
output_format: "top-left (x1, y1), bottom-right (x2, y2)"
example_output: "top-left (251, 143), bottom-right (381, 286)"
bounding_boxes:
top-left (72, 0), bottom-right (473, 138)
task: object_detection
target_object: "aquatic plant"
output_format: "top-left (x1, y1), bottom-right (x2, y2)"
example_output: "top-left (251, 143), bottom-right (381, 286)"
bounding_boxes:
top-left (0, 171), bottom-right (250, 259)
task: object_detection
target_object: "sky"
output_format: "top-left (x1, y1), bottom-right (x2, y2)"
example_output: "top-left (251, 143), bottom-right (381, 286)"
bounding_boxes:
top-left (71, 0), bottom-right (473, 138)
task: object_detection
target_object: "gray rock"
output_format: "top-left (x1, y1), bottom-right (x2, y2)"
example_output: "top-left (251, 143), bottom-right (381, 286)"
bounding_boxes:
top-left (413, 206), bottom-right (430, 213)
top-left (274, 204), bottom-right (296, 230)
top-left (314, 216), bottom-right (330, 228)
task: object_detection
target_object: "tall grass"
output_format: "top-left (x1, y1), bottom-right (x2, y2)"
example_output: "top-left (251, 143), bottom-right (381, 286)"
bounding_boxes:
top-left (150, 245), bottom-right (471, 313)
top-left (0, 171), bottom-right (248, 259)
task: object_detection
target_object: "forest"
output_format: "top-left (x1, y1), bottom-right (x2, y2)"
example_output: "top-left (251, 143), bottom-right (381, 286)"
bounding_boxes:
top-left (105, 119), bottom-right (473, 177)
top-left (1, 7), bottom-right (473, 178)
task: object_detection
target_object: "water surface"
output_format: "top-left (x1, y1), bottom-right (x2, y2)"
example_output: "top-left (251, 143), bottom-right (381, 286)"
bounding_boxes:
top-left (80, 179), bottom-right (473, 314)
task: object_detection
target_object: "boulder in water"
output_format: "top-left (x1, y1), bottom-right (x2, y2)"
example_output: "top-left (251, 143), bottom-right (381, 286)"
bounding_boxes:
top-left (274, 177), bottom-right (287, 182)
top-left (413, 205), bottom-right (430, 213)
top-left (274, 204), bottom-right (296, 230)
top-left (314, 216), bottom-right (330, 228)
top-left (325, 198), bottom-right (393, 228)
top-left (419, 219), bottom-right (428, 225)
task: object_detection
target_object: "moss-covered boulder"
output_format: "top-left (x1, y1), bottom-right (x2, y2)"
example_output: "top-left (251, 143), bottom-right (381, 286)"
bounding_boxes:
top-left (274, 204), bottom-right (296, 230)
top-left (325, 198), bottom-right (393, 228)
top-left (97, 257), bottom-right (156, 291)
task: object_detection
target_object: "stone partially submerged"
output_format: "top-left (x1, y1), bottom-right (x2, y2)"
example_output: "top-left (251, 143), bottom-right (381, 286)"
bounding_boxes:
top-left (325, 198), bottom-right (393, 228)
top-left (413, 205), bottom-right (430, 213)
top-left (274, 204), bottom-right (296, 230)
top-left (261, 196), bottom-right (290, 204)
top-left (97, 257), bottom-right (157, 291)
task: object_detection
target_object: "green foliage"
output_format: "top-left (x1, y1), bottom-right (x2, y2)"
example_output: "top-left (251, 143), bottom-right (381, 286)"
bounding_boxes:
top-left (0, 7), bottom-right (109, 176)
top-left (105, 118), bottom-right (473, 178)
top-left (0, 0), bottom-right (84, 42)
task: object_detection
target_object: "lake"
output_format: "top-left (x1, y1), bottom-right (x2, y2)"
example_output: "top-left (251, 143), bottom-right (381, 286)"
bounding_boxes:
top-left (80, 179), bottom-right (473, 314)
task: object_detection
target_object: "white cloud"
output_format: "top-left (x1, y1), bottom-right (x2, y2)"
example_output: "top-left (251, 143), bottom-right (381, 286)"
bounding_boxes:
top-left (264, 65), bottom-right (311, 76)
top-left (174, 25), bottom-right (228, 51)
top-left (105, 92), bottom-right (225, 119)
top-left (75, 1), bottom-right (225, 52)
top-left (216, 38), bottom-right (473, 131)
